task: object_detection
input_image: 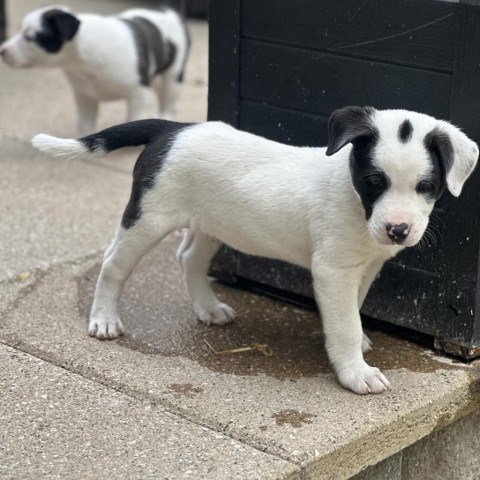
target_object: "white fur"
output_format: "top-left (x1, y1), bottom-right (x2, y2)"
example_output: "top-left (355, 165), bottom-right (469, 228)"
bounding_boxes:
top-left (32, 133), bottom-right (98, 159)
top-left (0, 5), bottom-right (189, 136)
top-left (32, 109), bottom-right (478, 395)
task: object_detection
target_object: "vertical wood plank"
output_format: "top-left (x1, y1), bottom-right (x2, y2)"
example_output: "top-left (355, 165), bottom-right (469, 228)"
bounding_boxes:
top-left (0, 0), bottom-right (5, 42)
top-left (207, 0), bottom-right (241, 126)
top-left (442, 2), bottom-right (480, 347)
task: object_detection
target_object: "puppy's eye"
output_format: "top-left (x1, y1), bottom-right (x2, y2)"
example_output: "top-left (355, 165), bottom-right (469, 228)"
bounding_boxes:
top-left (365, 176), bottom-right (385, 189)
top-left (416, 180), bottom-right (436, 195)
top-left (23, 33), bottom-right (34, 42)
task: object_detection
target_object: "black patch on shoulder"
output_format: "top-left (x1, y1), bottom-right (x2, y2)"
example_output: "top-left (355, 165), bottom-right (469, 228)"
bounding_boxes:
top-left (35, 9), bottom-right (80, 53)
top-left (121, 122), bottom-right (193, 229)
top-left (421, 128), bottom-right (453, 200)
top-left (398, 119), bottom-right (413, 143)
top-left (122, 17), bottom-right (176, 86)
top-left (349, 135), bottom-right (390, 220)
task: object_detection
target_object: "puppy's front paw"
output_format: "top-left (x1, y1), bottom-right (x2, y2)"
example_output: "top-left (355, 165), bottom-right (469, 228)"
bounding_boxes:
top-left (88, 316), bottom-right (125, 339)
top-left (362, 333), bottom-right (373, 353)
top-left (195, 302), bottom-right (236, 326)
top-left (337, 362), bottom-right (390, 395)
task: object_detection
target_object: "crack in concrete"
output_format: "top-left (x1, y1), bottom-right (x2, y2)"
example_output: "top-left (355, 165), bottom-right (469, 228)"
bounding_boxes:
top-left (0, 250), bottom-right (104, 319)
top-left (0, 335), bottom-right (303, 475)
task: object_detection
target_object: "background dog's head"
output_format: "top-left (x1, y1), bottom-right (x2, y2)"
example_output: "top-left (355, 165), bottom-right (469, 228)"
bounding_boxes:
top-left (326, 106), bottom-right (479, 247)
top-left (0, 6), bottom-right (80, 68)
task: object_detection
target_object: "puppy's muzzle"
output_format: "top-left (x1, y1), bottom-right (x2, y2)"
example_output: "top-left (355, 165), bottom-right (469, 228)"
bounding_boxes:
top-left (386, 223), bottom-right (409, 244)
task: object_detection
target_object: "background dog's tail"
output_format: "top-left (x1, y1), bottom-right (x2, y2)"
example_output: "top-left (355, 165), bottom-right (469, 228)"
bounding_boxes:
top-left (32, 119), bottom-right (189, 160)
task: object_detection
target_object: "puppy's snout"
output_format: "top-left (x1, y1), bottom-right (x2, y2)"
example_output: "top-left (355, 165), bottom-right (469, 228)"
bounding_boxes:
top-left (386, 222), bottom-right (409, 244)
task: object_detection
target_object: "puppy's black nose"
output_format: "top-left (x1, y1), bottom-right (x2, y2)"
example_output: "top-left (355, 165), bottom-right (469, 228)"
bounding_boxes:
top-left (386, 223), bottom-right (409, 244)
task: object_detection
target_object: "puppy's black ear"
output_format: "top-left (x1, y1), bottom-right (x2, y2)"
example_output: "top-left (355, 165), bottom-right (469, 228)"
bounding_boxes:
top-left (45, 9), bottom-right (80, 41)
top-left (425, 127), bottom-right (478, 197)
top-left (326, 106), bottom-right (377, 156)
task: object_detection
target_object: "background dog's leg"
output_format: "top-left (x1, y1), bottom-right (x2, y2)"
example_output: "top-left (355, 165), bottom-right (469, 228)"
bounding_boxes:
top-left (89, 219), bottom-right (174, 339)
top-left (312, 264), bottom-right (390, 394)
top-left (176, 229), bottom-right (236, 325)
top-left (126, 87), bottom-right (150, 122)
top-left (358, 259), bottom-right (385, 353)
top-left (155, 73), bottom-right (181, 121)
top-left (74, 91), bottom-right (98, 137)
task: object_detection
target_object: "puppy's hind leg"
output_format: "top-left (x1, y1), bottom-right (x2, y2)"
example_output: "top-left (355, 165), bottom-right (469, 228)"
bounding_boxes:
top-left (89, 217), bottom-right (175, 339)
top-left (177, 230), bottom-right (236, 326)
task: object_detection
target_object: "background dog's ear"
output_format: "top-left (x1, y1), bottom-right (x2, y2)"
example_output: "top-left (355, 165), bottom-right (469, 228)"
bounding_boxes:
top-left (425, 127), bottom-right (479, 197)
top-left (326, 106), bottom-right (377, 156)
top-left (45, 9), bottom-right (81, 41)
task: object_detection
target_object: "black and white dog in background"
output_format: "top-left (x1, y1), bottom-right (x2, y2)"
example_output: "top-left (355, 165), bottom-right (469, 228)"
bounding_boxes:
top-left (0, 5), bottom-right (190, 135)
top-left (32, 107), bottom-right (478, 395)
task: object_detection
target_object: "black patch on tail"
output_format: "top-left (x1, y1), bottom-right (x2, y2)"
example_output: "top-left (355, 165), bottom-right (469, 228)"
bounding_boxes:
top-left (78, 119), bottom-right (179, 153)
top-left (398, 119), bottom-right (413, 143)
top-left (35, 9), bottom-right (80, 53)
top-left (121, 122), bottom-right (193, 229)
top-left (122, 17), bottom-right (176, 86)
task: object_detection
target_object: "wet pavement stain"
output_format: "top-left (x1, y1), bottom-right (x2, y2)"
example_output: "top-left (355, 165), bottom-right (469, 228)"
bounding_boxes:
top-left (272, 409), bottom-right (316, 428)
top-left (168, 383), bottom-right (204, 398)
top-left (76, 235), bottom-right (465, 381)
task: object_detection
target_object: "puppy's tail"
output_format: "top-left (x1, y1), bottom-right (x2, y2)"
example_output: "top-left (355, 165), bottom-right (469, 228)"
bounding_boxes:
top-left (32, 119), bottom-right (190, 160)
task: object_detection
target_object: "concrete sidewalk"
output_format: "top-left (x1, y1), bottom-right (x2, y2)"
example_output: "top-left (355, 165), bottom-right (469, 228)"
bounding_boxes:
top-left (1, 1), bottom-right (480, 479)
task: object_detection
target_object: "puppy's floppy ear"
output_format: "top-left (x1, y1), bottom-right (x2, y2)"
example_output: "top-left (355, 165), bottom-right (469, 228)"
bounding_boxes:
top-left (425, 126), bottom-right (479, 197)
top-left (326, 106), bottom-right (377, 156)
top-left (45, 9), bottom-right (81, 41)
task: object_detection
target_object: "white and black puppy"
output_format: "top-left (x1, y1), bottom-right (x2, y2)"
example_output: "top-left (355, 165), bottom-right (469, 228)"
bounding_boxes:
top-left (0, 5), bottom-right (189, 136)
top-left (32, 107), bottom-right (478, 395)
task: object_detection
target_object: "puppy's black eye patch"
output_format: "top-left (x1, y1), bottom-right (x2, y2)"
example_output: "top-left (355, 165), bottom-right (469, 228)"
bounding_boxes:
top-left (33, 9), bottom-right (80, 53)
top-left (364, 173), bottom-right (388, 190)
top-left (34, 30), bottom-right (64, 53)
top-left (352, 169), bottom-right (390, 220)
top-left (416, 179), bottom-right (437, 197)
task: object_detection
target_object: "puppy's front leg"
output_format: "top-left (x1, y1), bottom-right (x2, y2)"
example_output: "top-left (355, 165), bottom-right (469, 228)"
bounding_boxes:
top-left (155, 73), bottom-right (181, 121)
top-left (73, 91), bottom-right (99, 137)
top-left (358, 259), bottom-right (385, 354)
top-left (126, 87), bottom-right (150, 122)
top-left (312, 264), bottom-right (390, 394)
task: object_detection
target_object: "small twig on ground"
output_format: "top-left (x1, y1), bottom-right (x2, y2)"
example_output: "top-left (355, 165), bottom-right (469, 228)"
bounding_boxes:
top-left (203, 339), bottom-right (273, 357)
